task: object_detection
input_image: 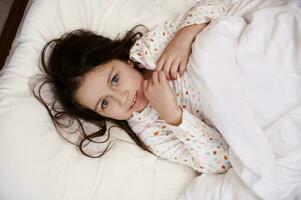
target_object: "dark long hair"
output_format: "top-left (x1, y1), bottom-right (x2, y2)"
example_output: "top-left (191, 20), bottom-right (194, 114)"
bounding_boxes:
top-left (30, 25), bottom-right (154, 158)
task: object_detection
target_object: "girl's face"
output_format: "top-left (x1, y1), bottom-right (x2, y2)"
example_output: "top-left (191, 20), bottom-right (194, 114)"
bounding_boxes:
top-left (75, 59), bottom-right (149, 120)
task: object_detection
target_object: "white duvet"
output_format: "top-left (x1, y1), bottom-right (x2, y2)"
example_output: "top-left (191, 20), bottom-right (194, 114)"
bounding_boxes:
top-left (179, 0), bottom-right (301, 199)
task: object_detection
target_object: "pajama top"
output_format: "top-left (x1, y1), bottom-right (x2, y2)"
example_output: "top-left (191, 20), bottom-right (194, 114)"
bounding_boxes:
top-left (127, 72), bottom-right (231, 174)
top-left (127, 0), bottom-right (231, 174)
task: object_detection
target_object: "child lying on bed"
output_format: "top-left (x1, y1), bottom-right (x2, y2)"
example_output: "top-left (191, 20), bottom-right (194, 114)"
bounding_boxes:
top-left (31, 0), bottom-right (231, 174)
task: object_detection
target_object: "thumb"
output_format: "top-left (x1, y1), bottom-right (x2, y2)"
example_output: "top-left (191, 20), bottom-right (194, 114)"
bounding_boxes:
top-left (142, 79), bottom-right (148, 90)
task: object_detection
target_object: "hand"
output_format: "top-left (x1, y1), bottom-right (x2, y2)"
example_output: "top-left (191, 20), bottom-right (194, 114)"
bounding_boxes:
top-left (143, 71), bottom-right (182, 124)
top-left (156, 23), bottom-right (208, 80)
top-left (156, 29), bottom-right (192, 80)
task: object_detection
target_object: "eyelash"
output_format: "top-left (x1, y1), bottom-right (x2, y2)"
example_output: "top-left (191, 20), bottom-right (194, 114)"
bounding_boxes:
top-left (101, 74), bottom-right (119, 109)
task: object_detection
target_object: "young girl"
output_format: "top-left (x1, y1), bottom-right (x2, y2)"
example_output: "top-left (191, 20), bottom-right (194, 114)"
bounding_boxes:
top-left (32, 0), bottom-right (231, 174)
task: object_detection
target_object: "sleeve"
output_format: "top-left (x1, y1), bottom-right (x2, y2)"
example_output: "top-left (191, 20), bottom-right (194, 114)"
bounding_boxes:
top-left (140, 108), bottom-right (231, 174)
top-left (129, 0), bottom-right (228, 71)
top-left (179, 0), bottom-right (228, 30)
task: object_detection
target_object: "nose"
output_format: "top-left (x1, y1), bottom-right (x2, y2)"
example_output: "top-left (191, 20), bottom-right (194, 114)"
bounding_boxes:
top-left (113, 90), bottom-right (129, 107)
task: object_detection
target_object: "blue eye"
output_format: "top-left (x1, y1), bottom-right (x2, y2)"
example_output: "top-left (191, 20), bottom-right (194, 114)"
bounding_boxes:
top-left (101, 98), bottom-right (109, 109)
top-left (101, 74), bottom-right (119, 109)
top-left (111, 74), bottom-right (119, 85)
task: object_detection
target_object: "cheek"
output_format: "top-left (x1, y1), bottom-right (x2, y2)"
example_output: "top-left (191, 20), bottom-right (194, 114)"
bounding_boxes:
top-left (98, 103), bottom-right (130, 120)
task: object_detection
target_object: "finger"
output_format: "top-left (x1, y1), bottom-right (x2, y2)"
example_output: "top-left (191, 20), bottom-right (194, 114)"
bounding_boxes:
top-left (152, 71), bottom-right (159, 85)
top-left (162, 58), bottom-right (173, 80)
top-left (148, 76), bottom-right (153, 86)
top-left (156, 56), bottom-right (165, 71)
top-left (179, 60), bottom-right (187, 77)
top-left (158, 70), bottom-right (166, 82)
top-left (143, 79), bottom-right (149, 91)
top-left (165, 72), bottom-right (171, 80)
top-left (170, 60), bottom-right (180, 80)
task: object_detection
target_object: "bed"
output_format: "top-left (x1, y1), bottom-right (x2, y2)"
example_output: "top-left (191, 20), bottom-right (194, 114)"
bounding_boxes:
top-left (0, 0), bottom-right (301, 200)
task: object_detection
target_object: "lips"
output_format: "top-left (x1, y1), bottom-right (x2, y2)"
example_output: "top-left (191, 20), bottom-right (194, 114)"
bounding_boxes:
top-left (129, 91), bottom-right (138, 110)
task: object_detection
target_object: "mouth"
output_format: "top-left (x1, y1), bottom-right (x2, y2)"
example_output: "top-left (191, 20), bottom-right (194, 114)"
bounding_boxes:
top-left (129, 91), bottom-right (138, 110)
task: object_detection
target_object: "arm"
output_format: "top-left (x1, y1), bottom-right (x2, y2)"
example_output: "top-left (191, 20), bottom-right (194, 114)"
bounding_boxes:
top-left (129, 1), bottom-right (228, 73)
top-left (140, 107), bottom-right (231, 174)
top-left (173, 0), bottom-right (228, 46)
top-left (156, 0), bottom-right (228, 79)
top-left (178, 23), bottom-right (209, 42)
top-left (179, 0), bottom-right (228, 29)
top-left (141, 71), bottom-right (231, 174)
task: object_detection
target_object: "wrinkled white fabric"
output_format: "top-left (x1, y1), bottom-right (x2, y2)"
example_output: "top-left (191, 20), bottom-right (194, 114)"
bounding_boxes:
top-left (179, 0), bottom-right (301, 199)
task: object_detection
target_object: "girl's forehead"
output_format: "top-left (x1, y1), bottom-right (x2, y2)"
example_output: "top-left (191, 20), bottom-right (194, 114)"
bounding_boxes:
top-left (87, 63), bottom-right (112, 78)
top-left (83, 59), bottom-right (125, 81)
top-left (90, 59), bottom-right (122, 74)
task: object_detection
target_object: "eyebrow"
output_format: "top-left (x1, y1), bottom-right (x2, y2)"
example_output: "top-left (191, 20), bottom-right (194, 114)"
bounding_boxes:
top-left (94, 66), bottom-right (115, 111)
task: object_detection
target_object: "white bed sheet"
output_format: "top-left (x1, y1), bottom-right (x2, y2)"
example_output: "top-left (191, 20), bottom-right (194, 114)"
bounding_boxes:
top-left (0, 0), bottom-right (200, 199)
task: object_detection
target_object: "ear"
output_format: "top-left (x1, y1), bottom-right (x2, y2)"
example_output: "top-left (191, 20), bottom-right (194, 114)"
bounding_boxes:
top-left (128, 59), bottom-right (134, 67)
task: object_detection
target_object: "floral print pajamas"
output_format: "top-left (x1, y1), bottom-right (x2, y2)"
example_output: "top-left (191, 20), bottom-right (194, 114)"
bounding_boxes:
top-left (127, 0), bottom-right (231, 174)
